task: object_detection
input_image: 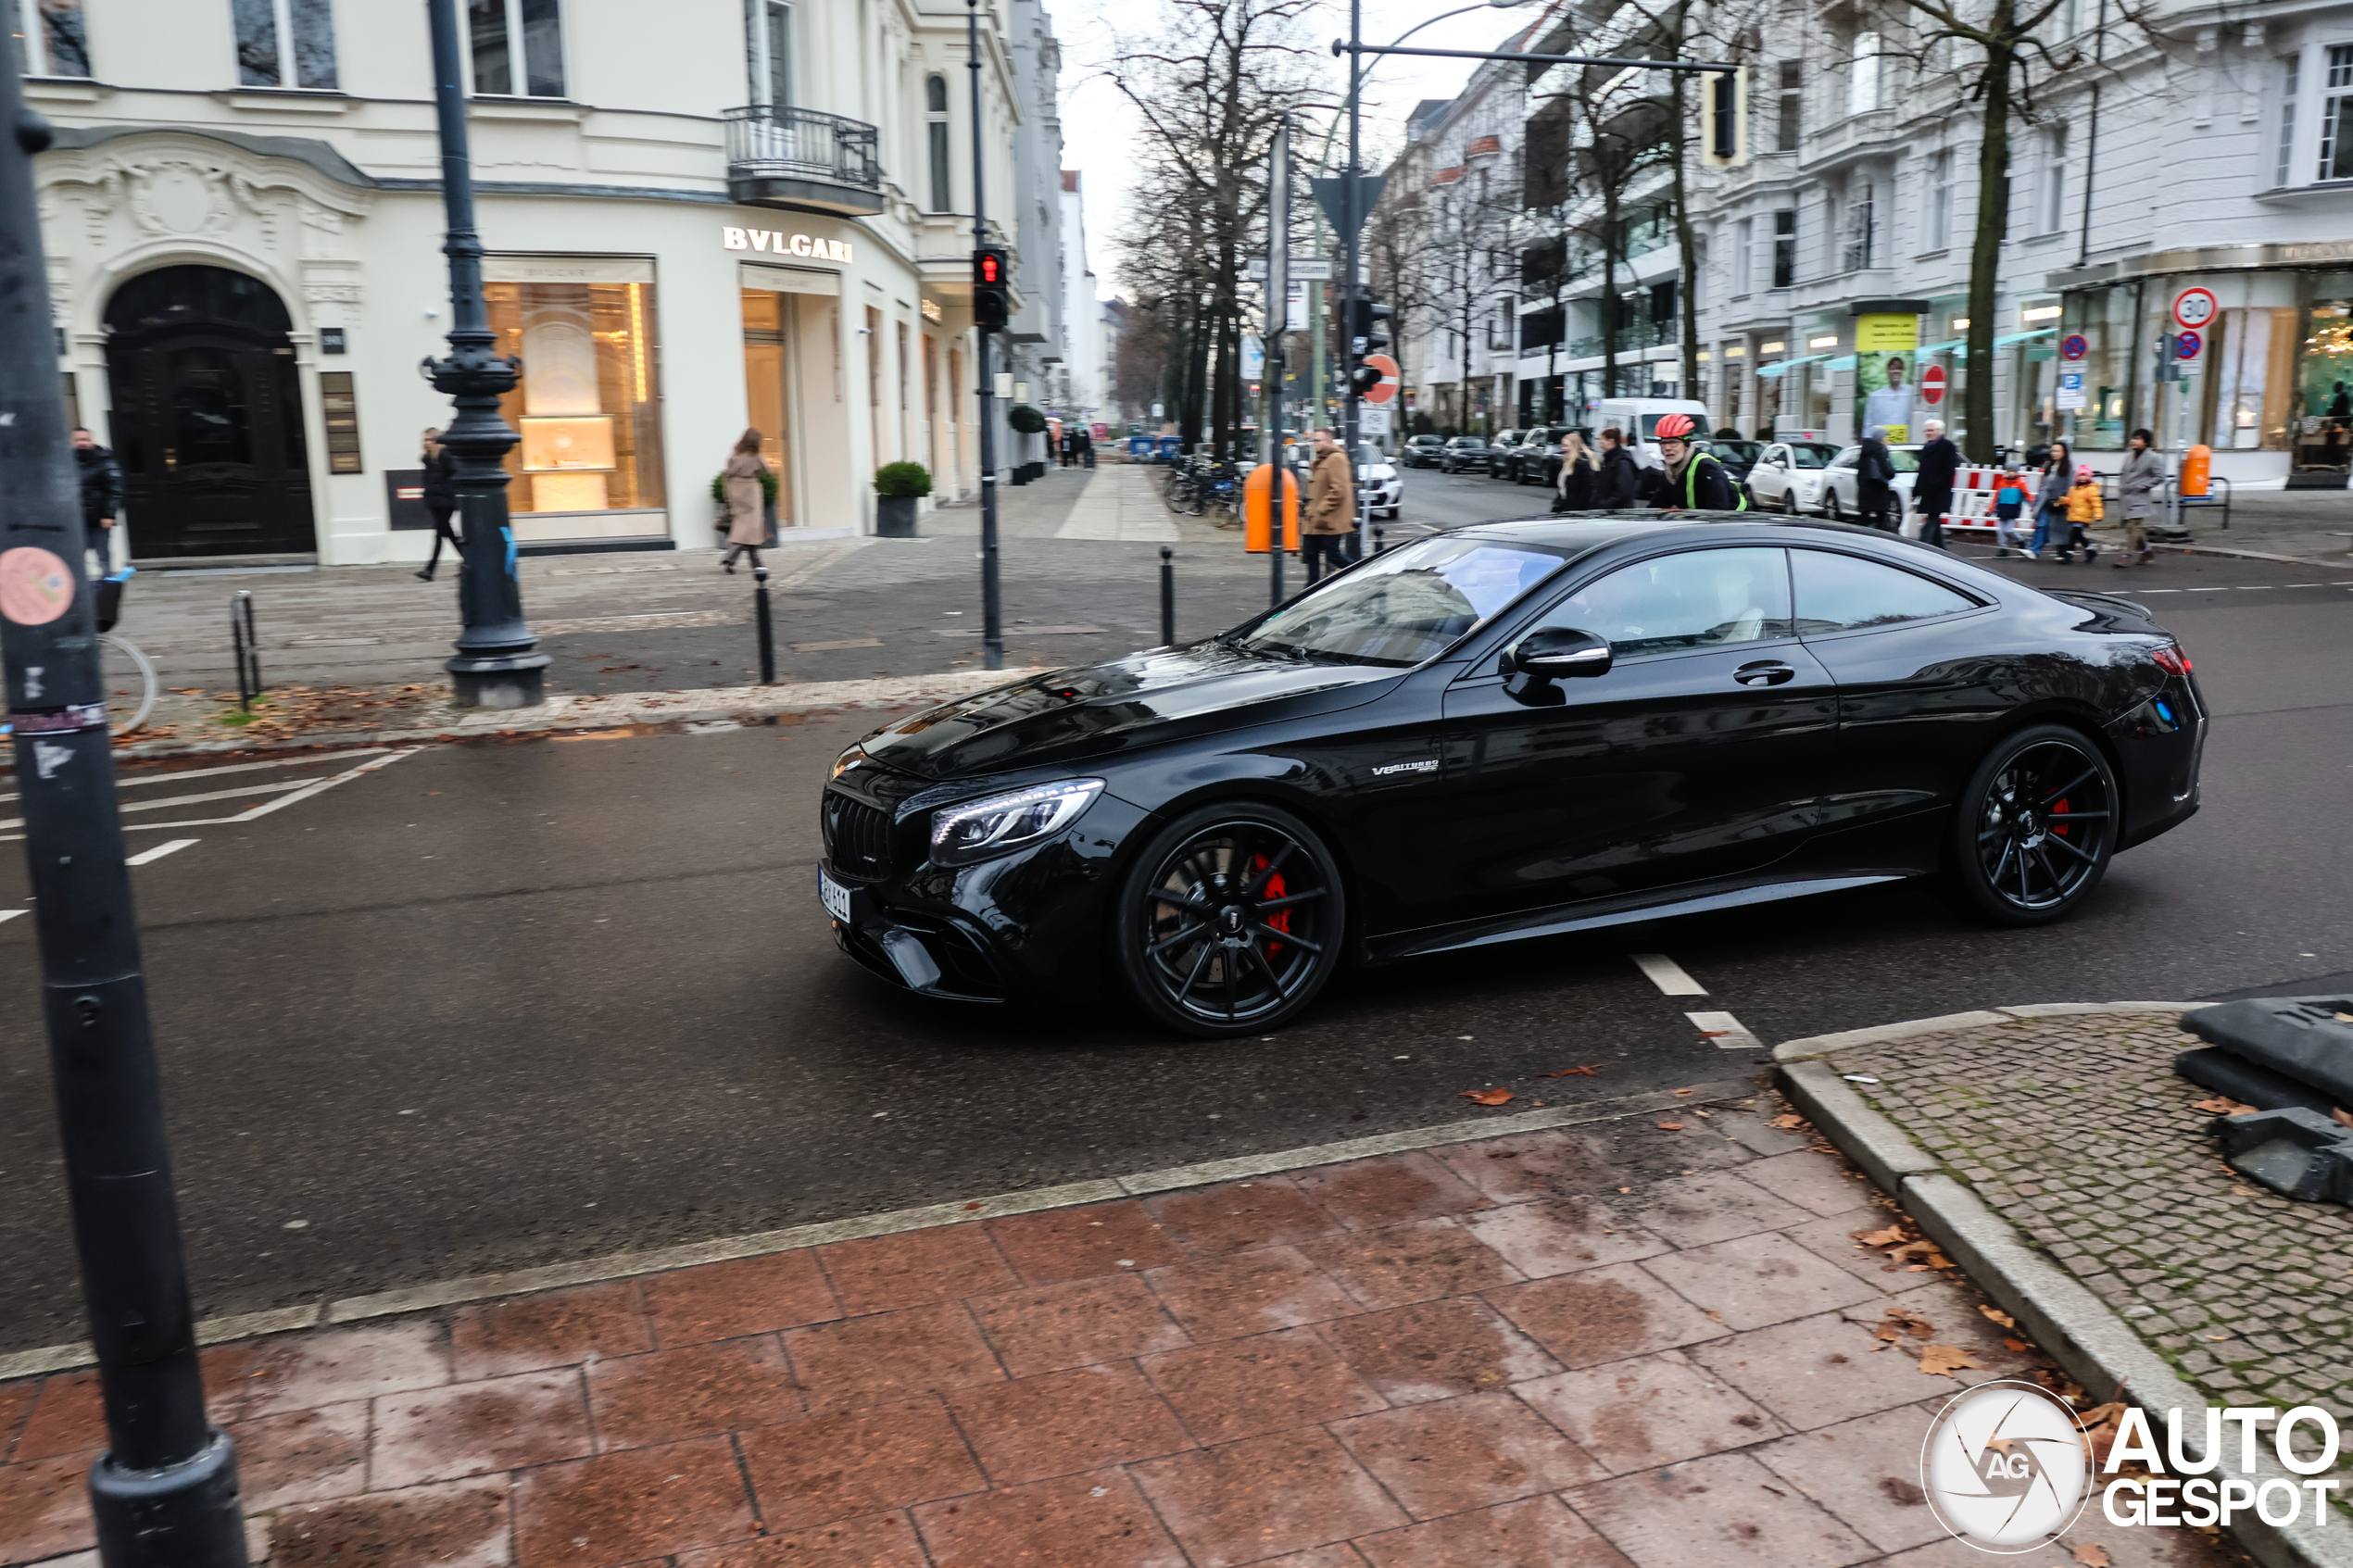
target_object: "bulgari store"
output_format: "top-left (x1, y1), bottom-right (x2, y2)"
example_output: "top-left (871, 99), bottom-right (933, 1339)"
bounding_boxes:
top-left (41, 125), bottom-right (975, 567)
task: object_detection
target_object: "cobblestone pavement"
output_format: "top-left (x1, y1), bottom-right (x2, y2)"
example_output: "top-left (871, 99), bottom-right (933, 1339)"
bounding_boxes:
top-left (1824, 1010), bottom-right (2353, 1464)
top-left (0, 1084), bottom-right (2252, 1568)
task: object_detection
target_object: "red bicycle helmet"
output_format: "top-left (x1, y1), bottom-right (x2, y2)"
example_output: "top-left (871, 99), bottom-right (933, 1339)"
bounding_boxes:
top-left (1654, 412), bottom-right (1698, 441)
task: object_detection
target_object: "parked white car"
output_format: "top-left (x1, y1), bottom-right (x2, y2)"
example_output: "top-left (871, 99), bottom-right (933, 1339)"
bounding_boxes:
top-left (1743, 441), bottom-right (1844, 514)
top-left (1358, 444), bottom-right (1402, 520)
top-left (1816, 444), bottom-right (1920, 522)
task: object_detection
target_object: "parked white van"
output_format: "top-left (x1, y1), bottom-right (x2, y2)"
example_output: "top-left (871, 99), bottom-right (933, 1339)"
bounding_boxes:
top-left (1592, 398), bottom-right (1710, 470)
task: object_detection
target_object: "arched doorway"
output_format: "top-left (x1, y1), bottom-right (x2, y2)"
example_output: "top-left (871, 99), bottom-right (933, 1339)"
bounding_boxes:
top-left (104, 265), bottom-right (318, 559)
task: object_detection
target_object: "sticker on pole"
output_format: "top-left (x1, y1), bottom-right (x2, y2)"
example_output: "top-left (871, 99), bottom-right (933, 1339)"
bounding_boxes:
top-left (2059, 334), bottom-right (2088, 361)
top-left (2171, 287), bottom-right (2218, 332)
top-left (0, 547), bottom-right (73, 626)
top-left (1359, 354), bottom-right (1401, 405)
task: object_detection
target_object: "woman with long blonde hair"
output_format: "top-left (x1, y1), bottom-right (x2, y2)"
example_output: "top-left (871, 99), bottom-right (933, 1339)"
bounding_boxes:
top-left (1553, 430), bottom-right (1599, 511)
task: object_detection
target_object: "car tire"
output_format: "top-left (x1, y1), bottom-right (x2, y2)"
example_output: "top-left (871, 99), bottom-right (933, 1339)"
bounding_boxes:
top-left (1114, 800), bottom-right (1348, 1037)
top-left (1779, 491), bottom-right (1798, 516)
top-left (1821, 490), bottom-right (1843, 521)
top-left (1943, 724), bottom-right (2118, 928)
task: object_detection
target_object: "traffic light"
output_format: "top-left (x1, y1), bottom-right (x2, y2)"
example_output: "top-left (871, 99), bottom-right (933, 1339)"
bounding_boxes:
top-left (973, 247), bottom-right (1011, 332)
top-left (1699, 68), bottom-right (1748, 168)
top-left (1347, 297), bottom-right (1392, 396)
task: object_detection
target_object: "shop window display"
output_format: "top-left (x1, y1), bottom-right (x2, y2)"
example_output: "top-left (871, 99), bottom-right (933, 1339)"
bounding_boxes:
top-left (484, 279), bottom-right (664, 515)
top-left (2207, 307), bottom-right (2295, 451)
top-left (2296, 288), bottom-right (2353, 475)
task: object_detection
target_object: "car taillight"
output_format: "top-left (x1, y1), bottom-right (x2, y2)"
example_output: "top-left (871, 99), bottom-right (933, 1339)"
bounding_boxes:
top-left (2151, 643), bottom-right (2192, 677)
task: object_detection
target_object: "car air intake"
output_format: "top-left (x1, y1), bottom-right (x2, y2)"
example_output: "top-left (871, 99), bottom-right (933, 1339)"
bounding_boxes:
top-left (824, 793), bottom-right (892, 881)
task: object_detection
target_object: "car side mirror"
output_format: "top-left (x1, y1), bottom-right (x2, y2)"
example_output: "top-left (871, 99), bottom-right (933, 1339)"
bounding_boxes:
top-left (1507, 627), bottom-right (1612, 680)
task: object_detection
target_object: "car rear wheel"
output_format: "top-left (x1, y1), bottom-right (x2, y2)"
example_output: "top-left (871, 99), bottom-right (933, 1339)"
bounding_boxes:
top-left (1115, 802), bottom-right (1347, 1037)
top-left (1820, 489), bottom-right (1843, 521)
top-left (1945, 724), bottom-right (2118, 927)
top-left (1779, 491), bottom-right (1798, 515)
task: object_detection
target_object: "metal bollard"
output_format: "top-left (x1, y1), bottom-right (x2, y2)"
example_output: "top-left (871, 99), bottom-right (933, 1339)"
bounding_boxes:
top-left (1372, 523), bottom-right (1387, 556)
top-left (231, 589), bottom-right (262, 711)
top-left (753, 565), bottom-right (775, 685)
top-left (1159, 546), bottom-right (1176, 646)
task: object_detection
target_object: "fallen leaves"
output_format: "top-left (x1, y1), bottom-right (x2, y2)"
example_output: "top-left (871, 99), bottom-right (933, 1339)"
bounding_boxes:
top-left (1855, 1224), bottom-right (1907, 1248)
top-left (1917, 1345), bottom-right (1980, 1377)
top-left (1534, 1065), bottom-right (1599, 1077)
top-left (1768, 1113), bottom-right (1806, 1130)
top-left (2192, 1095), bottom-right (2259, 1116)
top-left (1869, 1306), bottom-right (1936, 1349)
top-left (1850, 1219), bottom-right (1956, 1272)
top-left (1460, 1088), bottom-right (1515, 1107)
top-left (2076, 1402), bottom-right (2130, 1466)
top-left (1979, 1305), bottom-right (2016, 1329)
top-left (1655, 1122), bottom-right (1687, 1131)
top-left (2070, 1545), bottom-right (2113, 1568)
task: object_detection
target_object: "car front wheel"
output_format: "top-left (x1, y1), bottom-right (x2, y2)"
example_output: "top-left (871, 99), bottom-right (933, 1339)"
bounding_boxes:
top-left (1820, 489), bottom-right (1843, 521)
top-left (1945, 724), bottom-right (2117, 926)
top-left (1114, 802), bottom-right (1347, 1037)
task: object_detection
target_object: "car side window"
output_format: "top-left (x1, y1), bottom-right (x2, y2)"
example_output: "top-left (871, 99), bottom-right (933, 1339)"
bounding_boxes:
top-left (1830, 450), bottom-right (1857, 470)
top-left (1529, 547), bottom-right (1794, 660)
top-left (1789, 446), bottom-right (1825, 469)
top-left (1792, 550), bottom-right (1980, 634)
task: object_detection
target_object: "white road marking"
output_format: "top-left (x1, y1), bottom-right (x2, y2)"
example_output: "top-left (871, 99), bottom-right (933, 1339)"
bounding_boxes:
top-left (0, 749), bottom-right (376, 804)
top-left (0, 748), bottom-right (425, 841)
top-left (0, 909), bottom-right (24, 923)
top-left (1686, 1010), bottom-right (1764, 1052)
top-left (125, 839), bottom-right (198, 866)
top-left (1629, 953), bottom-right (1707, 996)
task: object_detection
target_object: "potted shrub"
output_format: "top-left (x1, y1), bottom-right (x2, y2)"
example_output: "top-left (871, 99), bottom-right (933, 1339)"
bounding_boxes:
top-left (873, 460), bottom-right (932, 537)
top-left (1007, 404), bottom-right (1048, 484)
top-left (710, 466), bottom-right (780, 545)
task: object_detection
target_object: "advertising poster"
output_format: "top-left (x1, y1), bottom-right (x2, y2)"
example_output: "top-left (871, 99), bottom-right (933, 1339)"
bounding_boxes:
top-left (1855, 312), bottom-right (1921, 442)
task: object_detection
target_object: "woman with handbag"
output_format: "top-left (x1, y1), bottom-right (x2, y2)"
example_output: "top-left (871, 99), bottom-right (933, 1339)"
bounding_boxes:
top-left (415, 428), bottom-right (462, 583)
top-left (722, 429), bottom-right (771, 573)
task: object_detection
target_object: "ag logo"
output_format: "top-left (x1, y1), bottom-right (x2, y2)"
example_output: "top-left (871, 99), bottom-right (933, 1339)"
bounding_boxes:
top-left (1920, 1380), bottom-right (2093, 1552)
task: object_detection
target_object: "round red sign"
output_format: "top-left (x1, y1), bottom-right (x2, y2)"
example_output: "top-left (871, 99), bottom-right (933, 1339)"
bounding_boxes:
top-left (1919, 364), bottom-right (1947, 407)
top-left (1360, 354), bottom-right (1402, 405)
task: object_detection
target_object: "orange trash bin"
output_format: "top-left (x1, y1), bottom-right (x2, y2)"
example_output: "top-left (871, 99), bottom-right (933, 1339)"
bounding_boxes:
top-left (1244, 463), bottom-right (1302, 553)
top-left (2180, 444), bottom-right (2211, 498)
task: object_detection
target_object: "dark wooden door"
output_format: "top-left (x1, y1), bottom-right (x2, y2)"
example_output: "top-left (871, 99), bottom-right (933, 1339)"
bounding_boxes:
top-left (106, 278), bottom-right (317, 559)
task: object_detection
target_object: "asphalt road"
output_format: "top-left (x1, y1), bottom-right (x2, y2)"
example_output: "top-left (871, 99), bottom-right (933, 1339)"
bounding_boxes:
top-left (0, 514), bottom-right (2347, 1353)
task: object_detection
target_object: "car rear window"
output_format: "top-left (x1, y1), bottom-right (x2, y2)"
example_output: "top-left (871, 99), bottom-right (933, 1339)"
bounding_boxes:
top-left (1792, 550), bottom-right (1979, 633)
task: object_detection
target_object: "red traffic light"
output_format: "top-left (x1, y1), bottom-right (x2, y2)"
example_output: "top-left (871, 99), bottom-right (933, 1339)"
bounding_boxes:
top-left (975, 251), bottom-right (1002, 284)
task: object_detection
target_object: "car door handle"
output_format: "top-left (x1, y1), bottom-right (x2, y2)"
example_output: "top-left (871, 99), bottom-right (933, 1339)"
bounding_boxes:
top-left (1733, 660), bottom-right (1796, 687)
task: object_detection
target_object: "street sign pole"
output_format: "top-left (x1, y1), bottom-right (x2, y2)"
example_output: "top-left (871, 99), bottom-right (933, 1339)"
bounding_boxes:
top-left (1266, 117), bottom-right (1290, 607)
top-left (0, 46), bottom-right (248, 1568)
top-left (425, 0), bottom-right (547, 709)
top-left (968, 0), bottom-right (1002, 670)
top-left (1341, 0), bottom-right (1365, 560)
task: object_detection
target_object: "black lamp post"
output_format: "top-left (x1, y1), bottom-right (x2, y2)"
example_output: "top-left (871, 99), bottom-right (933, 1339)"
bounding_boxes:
top-left (0, 44), bottom-right (247, 1568)
top-left (422, 0), bottom-right (548, 708)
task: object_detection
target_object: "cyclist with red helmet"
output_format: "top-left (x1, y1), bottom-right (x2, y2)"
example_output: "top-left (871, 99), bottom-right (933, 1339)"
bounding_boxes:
top-left (1651, 413), bottom-right (1747, 511)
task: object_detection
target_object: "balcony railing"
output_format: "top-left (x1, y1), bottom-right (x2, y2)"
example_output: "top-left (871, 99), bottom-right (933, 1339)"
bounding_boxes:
top-left (724, 104), bottom-right (884, 217)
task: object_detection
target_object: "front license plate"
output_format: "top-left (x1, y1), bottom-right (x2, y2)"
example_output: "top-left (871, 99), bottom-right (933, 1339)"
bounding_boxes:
top-left (818, 869), bottom-right (854, 923)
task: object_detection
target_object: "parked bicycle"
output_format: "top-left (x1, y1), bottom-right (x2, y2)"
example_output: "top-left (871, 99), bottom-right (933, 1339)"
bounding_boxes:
top-left (96, 568), bottom-right (157, 735)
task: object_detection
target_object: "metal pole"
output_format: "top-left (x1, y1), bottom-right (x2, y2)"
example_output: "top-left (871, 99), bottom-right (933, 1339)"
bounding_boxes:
top-left (1160, 546), bottom-right (1176, 646)
top-left (1267, 116), bottom-right (1290, 608)
top-left (424, 0), bottom-right (547, 709)
top-left (1373, 521), bottom-right (1387, 554)
top-left (754, 565), bottom-right (775, 684)
top-left (969, 0), bottom-right (1003, 671)
top-left (1343, 0), bottom-right (1365, 562)
top-left (0, 52), bottom-right (247, 1568)
top-left (230, 596), bottom-right (250, 712)
top-left (238, 591), bottom-right (260, 707)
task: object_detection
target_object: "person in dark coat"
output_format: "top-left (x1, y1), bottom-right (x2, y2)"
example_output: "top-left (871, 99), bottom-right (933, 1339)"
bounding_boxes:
top-left (1911, 418), bottom-right (1960, 549)
top-left (416, 428), bottom-right (462, 582)
top-left (2027, 439), bottom-right (2072, 558)
top-left (1856, 426), bottom-right (1897, 530)
top-left (1553, 431), bottom-right (1598, 510)
top-left (71, 427), bottom-right (123, 571)
top-left (1595, 427), bottom-right (1642, 508)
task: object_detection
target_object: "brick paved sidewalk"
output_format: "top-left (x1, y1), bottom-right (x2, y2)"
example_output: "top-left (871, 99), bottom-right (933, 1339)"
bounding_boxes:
top-left (0, 1083), bottom-right (2246, 1568)
top-left (1790, 1008), bottom-right (2353, 1460)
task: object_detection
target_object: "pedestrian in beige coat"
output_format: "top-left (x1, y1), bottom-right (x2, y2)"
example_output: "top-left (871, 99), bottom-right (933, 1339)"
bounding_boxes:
top-left (1302, 429), bottom-right (1357, 583)
top-left (723, 429), bottom-right (771, 573)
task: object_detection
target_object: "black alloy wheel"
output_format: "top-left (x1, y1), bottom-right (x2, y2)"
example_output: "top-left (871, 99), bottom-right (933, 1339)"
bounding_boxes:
top-left (1115, 802), bottom-right (1347, 1036)
top-left (1946, 724), bottom-right (2118, 926)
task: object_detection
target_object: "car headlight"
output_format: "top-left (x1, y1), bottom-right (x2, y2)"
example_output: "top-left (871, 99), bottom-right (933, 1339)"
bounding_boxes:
top-left (929, 779), bottom-right (1104, 867)
top-left (832, 745), bottom-right (867, 780)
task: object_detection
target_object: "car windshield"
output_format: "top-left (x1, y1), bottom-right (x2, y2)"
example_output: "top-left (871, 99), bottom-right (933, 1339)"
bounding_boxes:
top-left (1887, 448), bottom-right (1920, 472)
top-left (1228, 536), bottom-right (1571, 668)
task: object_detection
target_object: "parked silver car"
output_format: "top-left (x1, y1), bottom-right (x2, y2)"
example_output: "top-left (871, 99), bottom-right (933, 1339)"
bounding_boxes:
top-left (1817, 444), bottom-right (1920, 522)
top-left (1743, 440), bottom-right (1843, 515)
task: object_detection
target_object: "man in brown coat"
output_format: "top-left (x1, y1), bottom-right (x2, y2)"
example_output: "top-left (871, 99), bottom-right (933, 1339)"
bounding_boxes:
top-left (1302, 429), bottom-right (1357, 582)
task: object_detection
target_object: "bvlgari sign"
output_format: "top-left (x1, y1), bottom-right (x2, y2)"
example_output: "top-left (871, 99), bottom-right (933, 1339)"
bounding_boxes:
top-left (724, 226), bottom-right (854, 262)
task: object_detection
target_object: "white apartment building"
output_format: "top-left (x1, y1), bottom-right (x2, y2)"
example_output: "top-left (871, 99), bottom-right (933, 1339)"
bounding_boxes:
top-left (15, 0), bottom-right (1063, 568)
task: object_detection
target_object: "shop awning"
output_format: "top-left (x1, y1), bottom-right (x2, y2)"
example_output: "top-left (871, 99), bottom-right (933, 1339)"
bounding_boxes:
top-left (1993, 327), bottom-right (2058, 347)
top-left (1826, 355), bottom-right (1857, 371)
top-left (1915, 339), bottom-right (1964, 354)
top-left (1755, 353), bottom-right (1831, 379)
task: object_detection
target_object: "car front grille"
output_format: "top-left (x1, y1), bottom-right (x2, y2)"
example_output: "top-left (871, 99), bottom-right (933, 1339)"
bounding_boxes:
top-left (823, 792), bottom-right (892, 882)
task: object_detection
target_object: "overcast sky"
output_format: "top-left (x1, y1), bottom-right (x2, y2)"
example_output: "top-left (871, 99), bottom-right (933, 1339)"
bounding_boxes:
top-left (1052, 0), bottom-right (1554, 299)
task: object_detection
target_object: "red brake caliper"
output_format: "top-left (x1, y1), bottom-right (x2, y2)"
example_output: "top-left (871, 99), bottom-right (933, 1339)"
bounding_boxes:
top-left (1252, 853), bottom-right (1290, 960)
top-left (2052, 797), bottom-right (2069, 837)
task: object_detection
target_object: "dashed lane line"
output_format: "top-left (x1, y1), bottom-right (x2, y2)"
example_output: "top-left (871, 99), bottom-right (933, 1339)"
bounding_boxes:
top-left (1686, 1010), bottom-right (1766, 1052)
top-left (124, 839), bottom-right (198, 867)
top-left (1629, 952), bottom-right (1708, 995)
top-left (0, 909), bottom-right (22, 923)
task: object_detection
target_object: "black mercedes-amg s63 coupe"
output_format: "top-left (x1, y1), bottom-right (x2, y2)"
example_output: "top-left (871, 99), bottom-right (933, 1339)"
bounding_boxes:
top-left (819, 515), bottom-right (2205, 1037)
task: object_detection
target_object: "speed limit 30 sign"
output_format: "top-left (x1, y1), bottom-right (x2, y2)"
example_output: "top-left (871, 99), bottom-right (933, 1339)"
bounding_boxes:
top-left (2172, 286), bottom-right (2218, 332)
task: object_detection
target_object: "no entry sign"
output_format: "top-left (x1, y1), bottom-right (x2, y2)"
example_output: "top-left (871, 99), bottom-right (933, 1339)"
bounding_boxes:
top-left (1919, 364), bottom-right (1947, 406)
top-left (1359, 354), bottom-right (1401, 405)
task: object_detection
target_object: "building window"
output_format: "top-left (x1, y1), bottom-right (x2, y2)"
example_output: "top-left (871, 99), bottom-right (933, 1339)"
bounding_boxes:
top-left (747, 0), bottom-right (788, 107)
top-left (1776, 60), bottom-right (1801, 152)
top-left (2322, 44), bottom-right (2353, 181)
top-left (233, 0), bottom-right (337, 90)
top-left (740, 286), bottom-right (798, 527)
top-left (2278, 55), bottom-right (2301, 187)
top-left (1843, 182), bottom-right (1874, 270)
top-left (1735, 216), bottom-right (1754, 294)
top-left (926, 73), bottom-right (951, 211)
top-left (1771, 208), bottom-right (1795, 288)
top-left (1927, 149), bottom-right (1951, 250)
top-left (484, 264), bottom-right (665, 516)
top-left (14, 0), bottom-right (90, 77)
top-left (1848, 31), bottom-right (1881, 116)
top-left (2039, 126), bottom-right (2068, 232)
top-left (470, 0), bottom-right (563, 98)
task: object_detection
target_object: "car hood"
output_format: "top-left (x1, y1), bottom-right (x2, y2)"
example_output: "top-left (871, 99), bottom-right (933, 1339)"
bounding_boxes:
top-left (856, 643), bottom-right (1403, 781)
